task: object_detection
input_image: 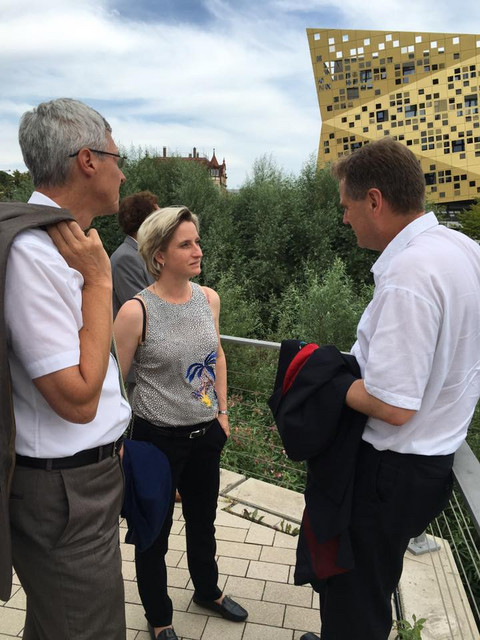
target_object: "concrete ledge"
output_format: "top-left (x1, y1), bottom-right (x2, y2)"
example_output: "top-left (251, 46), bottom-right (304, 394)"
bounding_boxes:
top-left (219, 468), bottom-right (247, 494)
top-left (223, 477), bottom-right (305, 523)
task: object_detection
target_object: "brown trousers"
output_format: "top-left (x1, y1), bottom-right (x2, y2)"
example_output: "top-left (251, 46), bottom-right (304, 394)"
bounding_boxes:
top-left (10, 456), bottom-right (125, 640)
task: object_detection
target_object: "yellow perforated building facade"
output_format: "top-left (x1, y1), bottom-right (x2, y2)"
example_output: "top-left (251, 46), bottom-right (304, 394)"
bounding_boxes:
top-left (307, 28), bottom-right (480, 208)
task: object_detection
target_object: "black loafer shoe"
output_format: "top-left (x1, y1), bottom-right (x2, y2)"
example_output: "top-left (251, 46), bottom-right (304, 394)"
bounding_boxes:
top-left (300, 633), bottom-right (320, 640)
top-left (192, 594), bottom-right (248, 621)
top-left (147, 624), bottom-right (179, 640)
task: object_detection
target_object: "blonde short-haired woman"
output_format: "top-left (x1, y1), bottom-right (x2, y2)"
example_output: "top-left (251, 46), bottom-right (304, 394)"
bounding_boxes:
top-left (114, 206), bottom-right (248, 640)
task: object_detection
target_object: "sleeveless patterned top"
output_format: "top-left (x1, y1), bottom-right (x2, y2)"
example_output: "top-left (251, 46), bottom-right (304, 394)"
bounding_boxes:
top-left (132, 283), bottom-right (219, 427)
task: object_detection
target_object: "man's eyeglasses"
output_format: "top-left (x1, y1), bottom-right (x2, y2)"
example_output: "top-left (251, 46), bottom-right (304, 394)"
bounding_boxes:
top-left (68, 148), bottom-right (127, 168)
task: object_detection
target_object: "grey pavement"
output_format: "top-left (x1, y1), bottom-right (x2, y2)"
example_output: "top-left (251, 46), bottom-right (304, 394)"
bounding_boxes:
top-left (0, 469), bottom-right (478, 639)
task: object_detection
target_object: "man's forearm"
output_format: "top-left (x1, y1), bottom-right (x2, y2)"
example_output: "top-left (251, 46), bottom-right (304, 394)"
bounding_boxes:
top-left (78, 280), bottom-right (113, 393)
top-left (346, 379), bottom-right (415, 426)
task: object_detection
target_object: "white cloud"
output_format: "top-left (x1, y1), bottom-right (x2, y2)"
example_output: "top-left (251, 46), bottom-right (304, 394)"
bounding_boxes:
top-left (1, 0), bottom-right (479, 187)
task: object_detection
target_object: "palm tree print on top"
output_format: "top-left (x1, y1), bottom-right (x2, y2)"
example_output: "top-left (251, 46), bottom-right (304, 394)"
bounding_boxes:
top-left (186, 351), bottom-right (217, 407)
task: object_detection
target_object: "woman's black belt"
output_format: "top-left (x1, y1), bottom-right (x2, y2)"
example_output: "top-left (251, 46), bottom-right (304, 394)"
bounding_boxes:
top-left (15, 439), bottom-right (123, 471)
top-left (133, 415), bottom-right (215, 439)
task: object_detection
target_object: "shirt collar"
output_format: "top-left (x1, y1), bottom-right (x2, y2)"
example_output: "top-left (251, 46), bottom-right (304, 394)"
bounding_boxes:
top-left (28, 191), bottom-right (60, 208)
top-left (372, 211), bottom-right (438, 279)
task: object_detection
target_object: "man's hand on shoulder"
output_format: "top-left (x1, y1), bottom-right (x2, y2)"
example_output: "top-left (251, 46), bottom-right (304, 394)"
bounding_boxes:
top-left (48, 221), bottom-right (111, 288)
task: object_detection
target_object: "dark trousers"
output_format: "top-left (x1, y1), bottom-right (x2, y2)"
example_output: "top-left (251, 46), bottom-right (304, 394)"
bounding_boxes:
top-left (318, 441), bottom-right (454, 640)
top-left (132, 417), bottom-right (226, 627)
top-left (10, 457), bottom-right (125, 640)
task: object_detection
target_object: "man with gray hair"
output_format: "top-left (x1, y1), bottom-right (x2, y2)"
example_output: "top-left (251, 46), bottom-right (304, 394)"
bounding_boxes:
top-left (1, 98), bottom-right (131, 639)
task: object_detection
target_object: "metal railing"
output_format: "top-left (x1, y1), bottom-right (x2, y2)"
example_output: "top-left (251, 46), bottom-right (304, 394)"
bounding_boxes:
top-left (220, 334), bottom-right (480, 635)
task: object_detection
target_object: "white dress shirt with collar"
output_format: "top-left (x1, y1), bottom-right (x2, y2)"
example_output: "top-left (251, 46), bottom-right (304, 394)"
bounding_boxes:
top-left (5, 192), bottom-right (131, 457)
top-left (352, 212), bottom-right (480, 455)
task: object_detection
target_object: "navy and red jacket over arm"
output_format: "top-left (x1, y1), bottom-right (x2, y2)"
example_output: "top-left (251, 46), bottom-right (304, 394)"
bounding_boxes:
top-left (268, 340), bottom-right (367, 590)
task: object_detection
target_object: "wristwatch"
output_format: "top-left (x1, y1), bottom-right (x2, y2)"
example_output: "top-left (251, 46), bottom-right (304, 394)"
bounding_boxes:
top-left (218, 410), bottom-right (229, 415)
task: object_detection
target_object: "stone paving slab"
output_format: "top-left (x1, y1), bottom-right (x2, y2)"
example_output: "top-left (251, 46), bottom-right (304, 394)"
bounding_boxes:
top-left (1, 467), bottom-right (478, 640)
top-left (171, 611), bottom-right (208, 640)
top-left (201, 616), bottom-right (245, 640)
top-left (0, 606), bottom-right (25, 635)
top-left (219, 469), bottom-right (246, 493)
top-left (260, 545), bottom-right (297, 566)
top-left (263, 581), bottom-right (314, 608)
top-left (247, 560), bottom-right (290, 583)
top-left (243, 622), bottom-right (294, 640)
top-left (215, 524), bottom-right (248, 542)
top-left (284, 604), bottom-right (321, 632)
top-left (232, 596), bottom-right (286, 627)
top-left (224, 477), bottom-right (305, 523)
top-left (217, 556), bottom-right (250, 577)
top-left (215, 539), bottom-right (262, 560)
top-left (400, 541), bottom-right (478, 640)
top-left (245, 521), bottom-right (276, 546)
top-left (223, 575), bottom-right (266, 600)
top-left (274, 530), bottom-right (300, 549)
top-left (214, 508), bottom-right (252, 529)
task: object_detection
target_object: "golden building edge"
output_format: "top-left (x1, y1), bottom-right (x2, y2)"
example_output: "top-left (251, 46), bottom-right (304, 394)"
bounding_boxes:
top-left (307, 28), bottom-right (480, 210)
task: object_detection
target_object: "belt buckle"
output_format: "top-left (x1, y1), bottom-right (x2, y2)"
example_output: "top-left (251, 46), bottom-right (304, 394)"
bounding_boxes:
top-left (189, 428), bottom-right (204, 439)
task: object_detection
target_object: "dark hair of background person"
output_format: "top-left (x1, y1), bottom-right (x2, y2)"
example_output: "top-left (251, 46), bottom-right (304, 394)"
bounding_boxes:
top-left (332, 137), bottom-right (425, 215)
top-left (118, 191), bottom-right (158, 235)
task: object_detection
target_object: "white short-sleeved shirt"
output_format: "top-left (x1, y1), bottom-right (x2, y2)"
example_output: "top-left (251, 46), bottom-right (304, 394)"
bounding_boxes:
top-left (5, 192), bottom-right (131, 457)
top-left (352, 212), bottom-right (480, 455)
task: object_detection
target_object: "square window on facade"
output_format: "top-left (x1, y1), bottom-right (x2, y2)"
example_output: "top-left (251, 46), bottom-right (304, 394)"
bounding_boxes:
top-left (465, 95), bottom-right (478, 107)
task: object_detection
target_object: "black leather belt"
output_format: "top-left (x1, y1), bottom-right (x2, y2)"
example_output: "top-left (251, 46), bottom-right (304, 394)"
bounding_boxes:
top-left (155, 421), bottom-right (214, 439)
top-left (133, 415), bottom-right (215, 439)
top-left (16, 439), bottom-right (123, 471)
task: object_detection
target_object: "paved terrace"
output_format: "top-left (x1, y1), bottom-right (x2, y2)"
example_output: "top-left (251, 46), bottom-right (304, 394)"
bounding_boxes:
top-left (1, 469), bottom-right (478, 640)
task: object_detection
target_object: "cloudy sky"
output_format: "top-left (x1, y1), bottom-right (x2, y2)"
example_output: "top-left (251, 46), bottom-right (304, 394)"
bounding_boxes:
top-left (2, 0), bottom-right (480, 188)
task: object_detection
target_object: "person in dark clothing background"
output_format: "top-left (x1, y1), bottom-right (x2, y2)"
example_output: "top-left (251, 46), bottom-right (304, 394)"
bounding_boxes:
top-left (111, 190), bottom-right (157, 318)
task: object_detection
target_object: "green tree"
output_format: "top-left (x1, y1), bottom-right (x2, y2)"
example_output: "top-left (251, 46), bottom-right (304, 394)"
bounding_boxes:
top-left (0, 169), bottom-right (34, 202)
top-left (275, 258), bottom-right (372, 351)
top-left (458, 201), bottom-right (480, 241)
